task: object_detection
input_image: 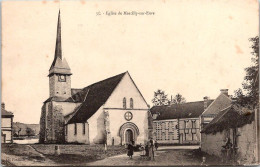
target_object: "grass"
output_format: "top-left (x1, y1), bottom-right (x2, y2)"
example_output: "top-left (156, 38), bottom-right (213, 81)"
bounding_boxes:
top-left (2, 144), bottom-right (44, 160)
top-left (20, 144), bottom-right (126, 165)
top-left (2, 143), bottom-right (127, 165)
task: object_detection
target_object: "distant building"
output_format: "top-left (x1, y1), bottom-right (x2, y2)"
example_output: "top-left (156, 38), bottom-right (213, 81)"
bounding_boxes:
top-left (150, 98), bottom-right (213, 144)
top-left (201, 105), bottom-right (257, 164)
top-left (39, 11), bottom-right (152, 144)
top-left (1, 103), bottom-right (14, 143)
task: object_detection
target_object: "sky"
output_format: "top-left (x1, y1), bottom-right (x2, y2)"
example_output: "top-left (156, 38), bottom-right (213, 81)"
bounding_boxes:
top-left (2, 0), bottom-right (259, 124)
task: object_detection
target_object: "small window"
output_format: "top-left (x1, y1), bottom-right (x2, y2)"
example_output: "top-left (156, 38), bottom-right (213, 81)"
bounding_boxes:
top-left (184, 120), bottom-right (189, 128)
top-left (74, 123), bottom-right (77, 135)
top-left (58, 75), bottom-right (66, 82)
top-left (65, 125), bottom-right (68, 136)
top-left (123, 97), bottom-right (126, 109)
top-left (82, 123), bottom-right (85, 135)
top-left (192, 120), bottom-right (196, 128)
top-left (130, 98), bottom-right (133, 109)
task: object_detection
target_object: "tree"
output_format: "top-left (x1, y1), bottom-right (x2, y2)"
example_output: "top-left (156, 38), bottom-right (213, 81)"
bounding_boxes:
top-left (152, 89), bottom-right (170, 106)
top-left (234, 36), bottom-right (259, 108)
top-left (171, 93), bottom-right (186, 104)
top-left (26, 127), bottom-right (35, 137)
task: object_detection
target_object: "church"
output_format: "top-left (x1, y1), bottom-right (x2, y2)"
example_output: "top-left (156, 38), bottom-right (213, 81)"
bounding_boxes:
top-left (39, 11), bottom-right (152, 145)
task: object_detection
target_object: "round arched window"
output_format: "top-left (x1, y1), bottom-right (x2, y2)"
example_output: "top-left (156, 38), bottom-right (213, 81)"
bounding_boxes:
top-left (124, 112), bottom-right (133, 121)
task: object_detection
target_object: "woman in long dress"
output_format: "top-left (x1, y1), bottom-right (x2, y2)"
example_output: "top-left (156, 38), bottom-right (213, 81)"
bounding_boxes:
top-left (148, 140), bottom-right (153, 160)
top-left (127, 141), bottom-right (134, 159)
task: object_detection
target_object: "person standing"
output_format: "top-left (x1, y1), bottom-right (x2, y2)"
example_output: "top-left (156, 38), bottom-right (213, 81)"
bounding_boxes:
top-left (127, 141), bottom-right (134, 159)
top-left (149, 138), bottom-right (155, 160)
top-left (155, 140), bottom-right (159, 151)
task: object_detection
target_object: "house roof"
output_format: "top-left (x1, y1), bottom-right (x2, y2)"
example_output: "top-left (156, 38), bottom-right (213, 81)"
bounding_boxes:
top-left (201, 93), bottom-right (232, 116)
top-left (150, 100), bottom-right (214, 120)
top-left (1, 108), bottom-right (14, 117)
top-left (201, 105), bottom-right (255, 134)
top-left (66, 72), bottom-right (126, 124)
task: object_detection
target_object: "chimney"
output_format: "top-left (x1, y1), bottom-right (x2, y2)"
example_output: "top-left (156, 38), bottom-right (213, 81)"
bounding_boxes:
top-left (1, 103), bottom-right (5, 109)
top-left (203, 97), bottom-right (208, 110)
top-left (220, 89), bottom-right (229, 96)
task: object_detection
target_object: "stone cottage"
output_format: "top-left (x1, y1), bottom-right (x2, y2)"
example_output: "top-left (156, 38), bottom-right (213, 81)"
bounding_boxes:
top-left (201, 105), bottom-right (257, 165)
top-left (39, 11), bottom-right (152, 145)
top-left (150, 98), bottom-right (213, 145)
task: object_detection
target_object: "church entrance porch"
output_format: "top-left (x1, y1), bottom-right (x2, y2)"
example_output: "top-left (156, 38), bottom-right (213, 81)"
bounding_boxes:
top-left (125, 129), bottom-right (134, 144)
top-left (119, 122), bottom-right (139, 145)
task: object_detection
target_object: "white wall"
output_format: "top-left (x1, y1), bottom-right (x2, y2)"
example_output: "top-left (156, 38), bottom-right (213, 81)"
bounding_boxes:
top-left (1, 117), bottom-right (12, 143)
top-left (2, 118), bottom-right (11, 128)
top-left (107, 109), bottom-right (148, 145)
top-left (88, 107), bottom-right (106, 144)
top-left (104, 72), bottom-right (148, 109)
top-left (2, 131), bottom-right (12, 143)
top-left (66, 122), bottom-right (89, 144)
top-left (104, 72), bottom-right (149, 145)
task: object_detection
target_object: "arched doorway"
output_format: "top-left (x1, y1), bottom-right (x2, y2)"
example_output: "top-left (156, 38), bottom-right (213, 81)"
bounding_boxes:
top-left (119, 122), bottom-right (139, 145)
top-left (125, 129), bottom-right (133, 144)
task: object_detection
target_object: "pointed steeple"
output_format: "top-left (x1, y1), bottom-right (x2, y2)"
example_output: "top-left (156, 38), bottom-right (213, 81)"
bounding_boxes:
top-left (49, 10), bottom-right (71, 76)
top-left (55, 9), bottom-right (62, 60)
top-left (50, 10), bottom-right (62, 70)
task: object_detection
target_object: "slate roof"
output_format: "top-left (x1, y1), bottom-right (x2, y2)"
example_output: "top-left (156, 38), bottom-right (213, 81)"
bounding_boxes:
top-left (151, 100), bottom-right (214, 120)
top-left (201, 105), bottom-right (255, 134)
top-left (71, 88), bottom-right (82, 96)
top-left (66, 72), bottom-right (126, 124)
top-left (1, 108), bottom-right (14, 117)
top-left (201, 93), bottom-right (232, 116)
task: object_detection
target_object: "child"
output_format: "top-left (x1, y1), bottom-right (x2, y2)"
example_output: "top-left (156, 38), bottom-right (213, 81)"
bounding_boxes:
top-left (155, 140), bottom-right (158, 151)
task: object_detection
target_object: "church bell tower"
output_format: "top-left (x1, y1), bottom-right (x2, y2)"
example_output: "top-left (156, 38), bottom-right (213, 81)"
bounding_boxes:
top-left (48, 10), bottom-right (72, 98)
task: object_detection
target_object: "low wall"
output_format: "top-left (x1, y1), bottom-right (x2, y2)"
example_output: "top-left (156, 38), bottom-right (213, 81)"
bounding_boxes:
top-left (201, 121), bottom-right (256, 164)
top-left (201, 131), bottom-right (224, 157)
top-left (236, 121), bottom-right (256, 164)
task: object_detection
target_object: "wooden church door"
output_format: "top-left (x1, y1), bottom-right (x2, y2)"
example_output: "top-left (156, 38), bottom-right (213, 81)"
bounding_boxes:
top-left (125, 129), bottom-right (133, 144)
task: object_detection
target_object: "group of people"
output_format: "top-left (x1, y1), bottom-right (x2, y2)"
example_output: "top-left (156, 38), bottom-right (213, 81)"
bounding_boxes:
top-left (127, 138), bottom-right (159, 160)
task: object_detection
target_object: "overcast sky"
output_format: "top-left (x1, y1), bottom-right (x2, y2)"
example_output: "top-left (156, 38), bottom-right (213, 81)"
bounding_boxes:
top-left (2, 0), bottom-right (258, 124)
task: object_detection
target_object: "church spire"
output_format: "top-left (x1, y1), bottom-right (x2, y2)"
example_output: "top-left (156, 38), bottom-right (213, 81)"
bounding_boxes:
top-left (50, 10), bottom-right (62, 70)
top-left (49, 10), bottom-right (71, 76)
top-left (55, 9), bottom-right (62, 60)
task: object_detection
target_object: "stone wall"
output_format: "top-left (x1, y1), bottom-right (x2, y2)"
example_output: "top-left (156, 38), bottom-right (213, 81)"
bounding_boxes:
top-left (236, 121), bottom-right (256, 164)
top-left (39, 104), bottom-right (46, 143)
top-left (39, 102), bottom-right (66, 143)
top-left (49, 74), bottom-right (71, 98)
top-left (201, 130), bottom-right (226, 157)
top-left (201, 121), bottom-right (257, 164)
